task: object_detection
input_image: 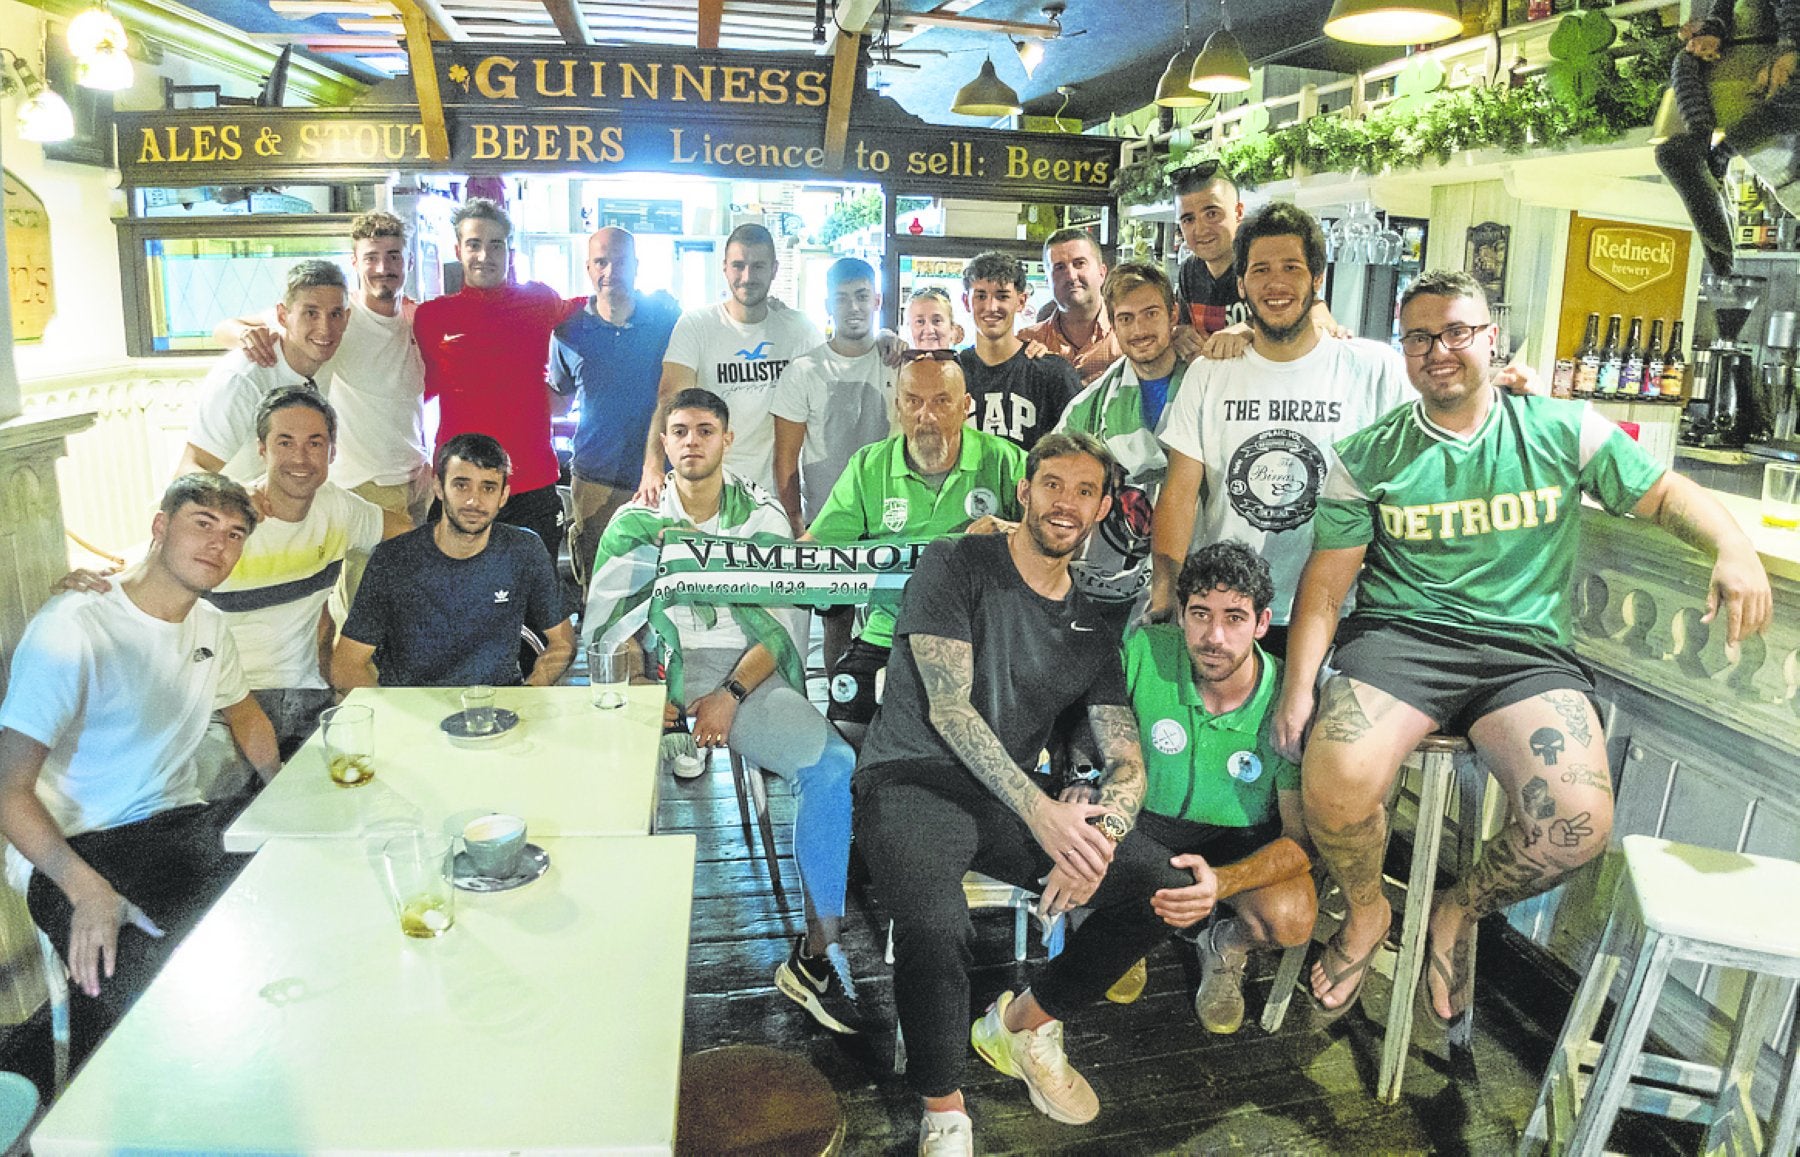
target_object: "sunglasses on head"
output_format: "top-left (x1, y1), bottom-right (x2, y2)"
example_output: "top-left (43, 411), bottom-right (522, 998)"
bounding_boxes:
top-left (908, 287), bottom-right (953, 304)
top-left (899, 347), bottom-right (959, 364)
top-left (1171, 159), bottom-right (1222, 186)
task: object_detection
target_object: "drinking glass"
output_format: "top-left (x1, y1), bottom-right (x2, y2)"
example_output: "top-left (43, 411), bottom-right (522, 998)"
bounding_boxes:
top-left (461, 685), bottom-right (497, 734)
top-left (320, 704), bottom-right (374, 788)
top-left (380, 831), bottom-right (455, 938)
top-left (588, 641), bottom-right (631, 710)
top-left (1763, 462), bottom-right (1800, 530)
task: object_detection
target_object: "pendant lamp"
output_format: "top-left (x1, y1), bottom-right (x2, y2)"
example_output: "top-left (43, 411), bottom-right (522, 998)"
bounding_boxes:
top-left (1156, 0), bottom-right (1212, 108)
top-left (1190, 0), bottom-right (1251, 94)
top-left (1323, 0), bottom-right (1463, 46)
top-left (951, 57), bottom-right (1022, 117)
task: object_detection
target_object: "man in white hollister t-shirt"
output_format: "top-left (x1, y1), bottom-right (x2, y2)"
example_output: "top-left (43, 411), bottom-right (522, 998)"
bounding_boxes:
top-left (636, 223), bottom-right (824, 501)
top-left (1151, 202), bottom-right (1411, 654)
top-left (0, 474), bottom-right (279, 1065)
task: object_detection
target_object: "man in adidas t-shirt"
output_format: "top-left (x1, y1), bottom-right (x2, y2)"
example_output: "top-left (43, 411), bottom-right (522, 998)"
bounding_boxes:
top-left (640, 223), bottom-right (824, 500)
top-left (1279, 270), bottom-right (1771, 1026)
top-left (1152, 202), bottom-right (1411, 655)
top-left (0, 474), bottom-right (278, 1063)
top-left (957, 251), bottom-right (1080, 452)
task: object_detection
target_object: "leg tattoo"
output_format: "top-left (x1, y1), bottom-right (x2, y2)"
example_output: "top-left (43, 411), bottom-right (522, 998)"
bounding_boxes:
top-left (1314, 679), bottom-right (1378, 746)
top-left (1543, 690), bottom-right (1594, 747)
top-left (1308, 809), bottom-right (1388, 909)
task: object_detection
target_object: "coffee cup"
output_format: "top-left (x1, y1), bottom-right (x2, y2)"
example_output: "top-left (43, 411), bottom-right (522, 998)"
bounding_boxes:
top-left (462, 813), bottom-right (528, 878)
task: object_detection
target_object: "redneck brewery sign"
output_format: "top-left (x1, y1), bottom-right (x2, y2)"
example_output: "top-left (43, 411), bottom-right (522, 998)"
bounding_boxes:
top-left (114, 45), bottom-right (1121, 204)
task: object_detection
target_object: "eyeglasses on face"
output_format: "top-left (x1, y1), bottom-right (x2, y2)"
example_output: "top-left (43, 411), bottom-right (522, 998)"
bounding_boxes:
top-left (1399, 322), bottom-right (1492, 357)
top-left (899, 347), bottom-right (959, 364)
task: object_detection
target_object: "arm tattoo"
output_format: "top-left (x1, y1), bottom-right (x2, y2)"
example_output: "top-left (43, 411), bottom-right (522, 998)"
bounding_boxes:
top-left (1312, 677), bottom-right (1377, 746)
top-left (1087, 704), bottom-right (1146, 824)
top-left (912, 634), bottom-right (1046, 823)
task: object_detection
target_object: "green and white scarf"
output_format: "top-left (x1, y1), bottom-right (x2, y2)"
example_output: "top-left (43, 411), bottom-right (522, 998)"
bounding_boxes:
top-left (1057, 355), bottom-right (1191, 487)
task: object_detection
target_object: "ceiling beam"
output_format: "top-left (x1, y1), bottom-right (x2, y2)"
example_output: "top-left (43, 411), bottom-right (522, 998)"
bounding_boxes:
top-left (696, 0), bottom-right (722, 49)
top-left (821, 29), bottom-right (859, 167)
top-left (903, 11), bottom-right (1060, 37)
top-left (393, 0), bottom-right (451, 159)
top-left (541, 0), bottom-right (591, 45)
top-left (409, 0), bottom-right (469, 40)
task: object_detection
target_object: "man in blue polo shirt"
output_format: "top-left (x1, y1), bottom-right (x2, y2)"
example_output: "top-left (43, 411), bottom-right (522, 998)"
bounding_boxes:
top-left (1097, 540), bottom-right (1315, 1030)
top-left (551, 227), bottom-right (682, 585)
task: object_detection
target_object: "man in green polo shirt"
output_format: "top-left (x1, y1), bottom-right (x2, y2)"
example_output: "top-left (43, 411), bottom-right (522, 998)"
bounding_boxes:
top-left (807, 353), bottom-right (1026, 747)
top-left (1098, 540), bottom-right (1315, 1032)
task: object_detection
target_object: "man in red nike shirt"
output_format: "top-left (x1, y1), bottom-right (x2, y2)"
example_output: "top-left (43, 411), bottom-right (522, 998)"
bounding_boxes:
top-left (413, 197), bottom-right (582, 568)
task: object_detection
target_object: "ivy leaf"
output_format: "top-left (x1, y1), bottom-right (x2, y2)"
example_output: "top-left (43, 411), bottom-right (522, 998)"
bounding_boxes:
top-left (1388, 57), bottom-right (1446, 118)
top-left (1548, 9), bottom-right (1616, 60)
top-left (1238, 104), bottom-right (1272, 142)
top-left (1545, 58), bottom-right (1602, 104)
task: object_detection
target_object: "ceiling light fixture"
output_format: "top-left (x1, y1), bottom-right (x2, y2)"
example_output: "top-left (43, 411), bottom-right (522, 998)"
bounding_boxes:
top-left (1013, 36), bottom-right (1045, 78)
top-left (67, 4), bottom-right (133, 90)
top-left (1190, 0), bottom-right (1251, 93)
top-left (0, 48), bottom-right (74, 143)
top-left (1322, 0), bottom-right (1463, 46)
top-left (1156, 0), bottom-right (1211, 107)
top-left (77, 42), bottom-right (132, 90)
top-left (950, 56), bottom-right (1022, 117)
top-left (66, 5), bottom-right (125, 58)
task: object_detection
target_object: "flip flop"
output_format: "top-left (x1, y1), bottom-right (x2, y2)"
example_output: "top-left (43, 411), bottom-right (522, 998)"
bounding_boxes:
top-left (1309, 916), bottom-right (1392, 1024)
top-left (1420, 929), bottom-right (1477, 1048)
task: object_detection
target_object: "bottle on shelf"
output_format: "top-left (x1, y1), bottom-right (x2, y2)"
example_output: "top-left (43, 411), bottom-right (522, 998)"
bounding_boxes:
top-left (1659, 320), bottom-right (1686, 399)
top-left (1572, 312), bottom-right (1601, 398)
top-left (1620, 316), bottom-right (1645, 398)
top-left (1595, 314), bottom-right (1623, 397)
top-left (1643, 319), bottom-right (1666, 400)
top-left (1551, 358), bottom-right (1576, 399)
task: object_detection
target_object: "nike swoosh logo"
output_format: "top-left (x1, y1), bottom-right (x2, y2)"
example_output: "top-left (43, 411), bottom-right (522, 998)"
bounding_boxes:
top-left (442, 333), bottom-right (465, 342)
top-left (1070, 622), bottom-right (1096, 632)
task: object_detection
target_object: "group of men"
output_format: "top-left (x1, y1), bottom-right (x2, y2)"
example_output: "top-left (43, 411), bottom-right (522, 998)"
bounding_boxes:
top-left (0, 168), bottom-right (1776, 1157)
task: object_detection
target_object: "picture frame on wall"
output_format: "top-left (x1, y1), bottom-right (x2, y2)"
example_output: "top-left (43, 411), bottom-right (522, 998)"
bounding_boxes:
top-left (41, 36), bottom-right (115, 168)
top-left (1465, 221), bottom-right (1510, 304)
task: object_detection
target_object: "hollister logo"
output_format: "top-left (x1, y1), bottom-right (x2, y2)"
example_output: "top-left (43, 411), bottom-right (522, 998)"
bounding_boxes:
top-left (882, 497), bottom-right (908, 533)
top-left (1588, 227), bottom-right (1677, 294)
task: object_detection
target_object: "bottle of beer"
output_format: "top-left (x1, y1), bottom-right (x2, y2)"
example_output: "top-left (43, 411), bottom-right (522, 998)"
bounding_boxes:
top-left (1643, 319), bottom-right (1666, 401)
top-left (1619, 317), bottom-right (1645, 397)
top-left (1595, 315), bottom-right (1623, 397)
top-left (1551, 359), bottom-right (1576, 399)
top-left (1572, 312), bottom-right (1601, 398)
top-left (1659, 320), bottom-right (1686, 399)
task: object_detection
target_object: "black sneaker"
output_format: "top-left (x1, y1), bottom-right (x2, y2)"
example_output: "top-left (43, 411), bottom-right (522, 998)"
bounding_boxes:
top-left (774, 937), bottom-right (864, 1034)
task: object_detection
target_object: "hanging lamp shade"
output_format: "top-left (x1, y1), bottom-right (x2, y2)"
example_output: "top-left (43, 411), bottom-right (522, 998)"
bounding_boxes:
top-left (951, 57), bottom-right (1022, 117)
top-left (67, 6), bottom-right (126, 59)
top-left (77, 43), bottom-right (133, 91)
top-left (18, 89), bottom-right (74, 141)
top-left (1322, 0), bottom-right (1463, 46)
top-left (1156, 47), bottom-right (1211, 107)
top-left (1190, 28), bottom-right (1251, 93)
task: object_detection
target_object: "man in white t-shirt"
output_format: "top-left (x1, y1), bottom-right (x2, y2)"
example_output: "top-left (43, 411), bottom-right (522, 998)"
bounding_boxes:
top-left (180, 260), bottom-right (350, 482)
top-left (1150, 202), bottom-right (1412, 656)
top-left (636, 223), bottom-right (825, 500)
top-left (0, 474), bottom-right (278, 1064)
top-left (771, 256), bottom-right (897, 531)
top-left (216, 212), bottom-right (433, 526)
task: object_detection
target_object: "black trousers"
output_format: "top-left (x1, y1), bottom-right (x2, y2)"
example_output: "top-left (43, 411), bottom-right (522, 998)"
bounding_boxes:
top-left (27, 798), bottom-right (250, 1069)
top-left (855, 768), bottom-right (1189, 1098)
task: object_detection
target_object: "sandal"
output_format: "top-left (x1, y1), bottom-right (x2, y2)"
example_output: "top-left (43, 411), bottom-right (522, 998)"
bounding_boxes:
top-left (1309, 915), bottom-right (1392, 1024)
top-left (1421, 927), bottom-right (1477, 1045)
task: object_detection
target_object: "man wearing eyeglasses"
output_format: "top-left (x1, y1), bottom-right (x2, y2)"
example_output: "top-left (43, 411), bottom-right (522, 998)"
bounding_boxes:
top-left (806, 353), bottom-right (1025, 748)
top-left (1275, 270), bottom-right (1771, 1027)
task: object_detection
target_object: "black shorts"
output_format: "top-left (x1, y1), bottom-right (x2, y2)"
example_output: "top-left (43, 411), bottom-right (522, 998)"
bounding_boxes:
top-left (1330, 616), bottom-right (1596, 735)
top-left (827, 637), bottom-right (890, 726)
top-left (1132, 809), bottom-right (1282, 871)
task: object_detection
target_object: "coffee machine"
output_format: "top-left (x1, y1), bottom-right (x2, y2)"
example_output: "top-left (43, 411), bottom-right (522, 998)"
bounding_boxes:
top-left (1764, 309), bottom-right (1798, 443)
top-left (1680, 274), bottom-right (1766, 449)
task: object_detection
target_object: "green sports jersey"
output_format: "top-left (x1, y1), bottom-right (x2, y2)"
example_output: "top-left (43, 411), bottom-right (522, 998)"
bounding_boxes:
top-left (1125, 626), bottom-right (1298, 827)
top-left (807, 428), bottom-right (1026, 647)
top-left (1314, 392), bottom-right (1665, 646)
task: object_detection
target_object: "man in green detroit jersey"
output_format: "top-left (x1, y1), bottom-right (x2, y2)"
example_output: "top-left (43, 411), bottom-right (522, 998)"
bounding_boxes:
top-left (807, 353), bottom-right (1026, 746)
top-left (1094, 541), bottom-right (1313, 1033)
top-left (1276, 270), bottom-right (1771, 1027)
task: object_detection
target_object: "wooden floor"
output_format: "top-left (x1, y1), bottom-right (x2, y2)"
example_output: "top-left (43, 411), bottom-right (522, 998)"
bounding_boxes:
top-left (669, 758), bottom-right (1702, 1156)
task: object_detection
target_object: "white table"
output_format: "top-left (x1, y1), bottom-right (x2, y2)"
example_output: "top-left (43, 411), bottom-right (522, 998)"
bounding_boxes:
top-left (32, 834), bottom-right (697, 1156)
top-left (224, 685), bottom-right (667, 853)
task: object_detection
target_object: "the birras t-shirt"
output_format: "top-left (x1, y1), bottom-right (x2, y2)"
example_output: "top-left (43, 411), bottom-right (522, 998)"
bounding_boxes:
top-left (1158, 337), bottom-right (1410, 624)
top-left (205, 481), bottom-right (384, 690)
top-left (1314, 392), bottom-right (1665, 647)
top-left (327, 298), bottom-right (429, 490)
top-left (859, 533), bottom-right (1129, 790)
top-left (0, 587), bottom-right (248, 837)
top-left (768, 342), bottom-right (897, 521)
top-left (342, 523), bottom-right (563, 687)
top-left (957, 346), bottom-right (1081, 451)
top-left (663, 303), bottom-right (826, 493)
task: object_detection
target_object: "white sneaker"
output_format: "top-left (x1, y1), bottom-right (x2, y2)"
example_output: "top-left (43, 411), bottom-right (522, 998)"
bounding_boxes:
top-left (918, 1109), bottom-right (973, 1156)
top-left (969, 990), bottom-right (1099, 1125)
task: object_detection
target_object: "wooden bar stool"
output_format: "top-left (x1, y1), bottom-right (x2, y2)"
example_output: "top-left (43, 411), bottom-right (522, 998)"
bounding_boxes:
top-left (1521, 836), bottom-right (1800, 1156)
top-left (1261, 732), bottom-right (1487, 1104)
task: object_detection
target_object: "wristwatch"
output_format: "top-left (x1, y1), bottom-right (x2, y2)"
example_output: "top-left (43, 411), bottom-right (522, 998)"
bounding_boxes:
top-left (722, 678), bottom-right (750, 703)
top-left (1089, 812), bottom-right (1129, 844)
